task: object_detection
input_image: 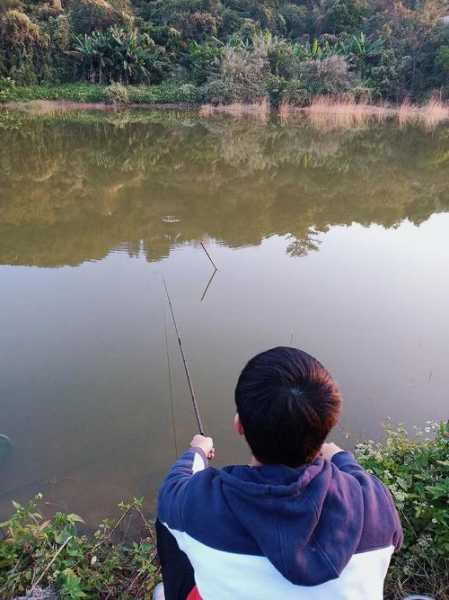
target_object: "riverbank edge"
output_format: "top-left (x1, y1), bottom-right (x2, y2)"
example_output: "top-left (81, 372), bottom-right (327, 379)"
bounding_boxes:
top-left (1, 422), bottom-right (449, 599)
top-left (2, 83), bottom-right (449, 117)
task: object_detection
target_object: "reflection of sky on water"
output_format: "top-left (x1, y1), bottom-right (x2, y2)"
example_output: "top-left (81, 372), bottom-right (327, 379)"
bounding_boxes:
top-left (1, 213), bottom-right (448, 523)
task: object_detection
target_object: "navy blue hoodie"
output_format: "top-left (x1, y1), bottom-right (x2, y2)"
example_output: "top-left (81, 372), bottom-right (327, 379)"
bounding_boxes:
top-left (158, 447), bottom-right (402, 599)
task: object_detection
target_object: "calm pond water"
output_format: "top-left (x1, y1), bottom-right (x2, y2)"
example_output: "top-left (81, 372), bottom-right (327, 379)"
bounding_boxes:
top-left (1, 108), bottom-right (449, 524)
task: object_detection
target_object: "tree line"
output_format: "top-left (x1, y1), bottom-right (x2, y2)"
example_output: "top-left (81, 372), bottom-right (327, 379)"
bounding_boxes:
top-left (0, 0), bottom-right (449, 104)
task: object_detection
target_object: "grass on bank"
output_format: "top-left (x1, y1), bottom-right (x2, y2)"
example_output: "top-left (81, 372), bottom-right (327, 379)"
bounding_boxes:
top-left (0, 82), bottom-right (203, 105)
top-left (1, 423), bottom-right (449, 599)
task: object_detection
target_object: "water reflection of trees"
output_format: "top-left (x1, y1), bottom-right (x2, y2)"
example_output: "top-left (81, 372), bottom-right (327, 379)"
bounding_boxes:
top-left (1, 111), bottom-right (449, 267)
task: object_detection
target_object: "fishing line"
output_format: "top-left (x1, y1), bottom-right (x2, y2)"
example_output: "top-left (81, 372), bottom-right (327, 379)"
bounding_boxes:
top-left (163, 304), bottom-right (179, 458)
top-left (162, 276), bottom-right (206, 435)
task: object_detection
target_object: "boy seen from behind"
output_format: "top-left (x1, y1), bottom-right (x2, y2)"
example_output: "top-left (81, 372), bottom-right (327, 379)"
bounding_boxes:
top-left (156, 347), bottom-right (403, 600)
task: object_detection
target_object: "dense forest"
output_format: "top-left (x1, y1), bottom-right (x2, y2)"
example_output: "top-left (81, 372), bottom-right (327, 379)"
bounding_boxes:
top-left (1, 0), bottom-right (449, 104)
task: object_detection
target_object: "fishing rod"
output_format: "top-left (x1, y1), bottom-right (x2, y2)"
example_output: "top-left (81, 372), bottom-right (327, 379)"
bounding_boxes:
top-left (162, 276), bottom-right (206, 436)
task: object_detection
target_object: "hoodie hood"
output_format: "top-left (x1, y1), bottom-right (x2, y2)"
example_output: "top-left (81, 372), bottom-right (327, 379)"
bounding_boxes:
top-left (217, 457), bottom-right (364, 586)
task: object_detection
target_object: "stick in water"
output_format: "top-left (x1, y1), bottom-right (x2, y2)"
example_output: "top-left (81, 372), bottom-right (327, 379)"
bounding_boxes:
top-left (162, 277), bottom-right (205, 435)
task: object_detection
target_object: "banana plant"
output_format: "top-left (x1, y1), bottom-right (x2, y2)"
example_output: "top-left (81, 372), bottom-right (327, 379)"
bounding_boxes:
top-left (295, 38), bottom-right (343, 61)
top-left (340, 32), bottom-right (385, 78)
top-left (74, 27), bottom-right (170, 85)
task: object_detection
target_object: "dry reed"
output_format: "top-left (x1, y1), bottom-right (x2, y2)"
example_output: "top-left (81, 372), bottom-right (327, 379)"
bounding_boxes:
top-left (297, 97), bottom-right (449, 130)
top-left (201, 95), bottom-right (449, 131)
top-left (305, 97), bottom-right (392, 130)
top-left (419, 98), bottom-right (449, 129)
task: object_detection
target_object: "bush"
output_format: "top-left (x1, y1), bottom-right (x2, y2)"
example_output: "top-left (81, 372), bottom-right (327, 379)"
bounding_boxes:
top-left (105, 81), bottom-right (129, 103)
top-left (179, 10), bottom-right (220, 42)
top-left (435, 45), bottom-right (449, 83)
top-left (281, 78), bottom-right (311, 106)
top-left (127, 82), bottom-right (203, 103)
top-left (69, 0), bottom-right (125, 35)
top-left (0, 75), bottom-right (15, 89)
top-left (0, 9), bottom-right (48, 83)
top-left (265, 73), bottom-right (287, 107)
top-left (297, 55), bottom-right (353, 97)
top-left (0, 496), bottom-right (159, 599)
top-left (0, 8), bottom-right (44, 45)
top-left (0, 75), bottom-right (15, 100)
top-left (202, 78), bottom-right (235, 104)
top-left (267, 38), bottom-right (303, 79)
top-left (205, 35), bottom-right (270, 103)
top-left (184, 41), bottom-right (222, 85)
top-left (176, 82), bottom-right (202, 102)
top-left (357, 421), bottom-right (449, 600)
top-left (279, 4), bottom-right (309, 38)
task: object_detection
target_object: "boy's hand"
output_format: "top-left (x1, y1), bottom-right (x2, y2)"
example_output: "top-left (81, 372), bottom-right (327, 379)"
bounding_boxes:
top-left (319, 442), bottom-right (343, 461)
top-left (190, 434), bottom-right (215, 460)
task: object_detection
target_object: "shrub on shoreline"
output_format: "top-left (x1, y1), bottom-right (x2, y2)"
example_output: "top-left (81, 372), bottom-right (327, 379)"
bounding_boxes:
top-left (356, 421), bottom-right (449, 600)
top-left (104, 81), bottom-right (129, 104)
top-left (0, 498), bottom-right (159, 599)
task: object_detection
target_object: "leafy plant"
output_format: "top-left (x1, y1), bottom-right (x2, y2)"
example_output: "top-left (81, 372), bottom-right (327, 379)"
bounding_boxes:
top-left (0, 496), bottom-right (160, 599)
top-left (357, 421), bottom-right (449, 600)
top-left (74, 27), bottom-right (171, 85)
top-left (184, 40), bottom-right (222, 85)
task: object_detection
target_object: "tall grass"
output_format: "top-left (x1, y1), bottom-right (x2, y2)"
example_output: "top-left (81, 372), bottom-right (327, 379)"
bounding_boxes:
top-left (200, 96), bottom-right (449, 129)
top-left (303, 97), bottom-right (393, 130)
top-left (298, 97), bottom-right (449, 130)
top-left (395, 98), bottom-right (449, 130)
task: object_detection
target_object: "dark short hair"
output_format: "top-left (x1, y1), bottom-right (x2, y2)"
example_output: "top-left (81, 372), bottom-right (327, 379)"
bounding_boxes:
top-left (235, 347), bottom-right (342, 467)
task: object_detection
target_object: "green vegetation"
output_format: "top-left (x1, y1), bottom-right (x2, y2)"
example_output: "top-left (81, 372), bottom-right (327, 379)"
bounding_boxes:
top-left (1, 1), bottom-right (449, 105)
top-left (358, 421), bottom-right (449, 600)
top-left (1, 423), bottom-right (448, 599)
top-left (0, 497), bottom-right (159, 599)
top-left (0, 81), bottom-right (203, 104)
